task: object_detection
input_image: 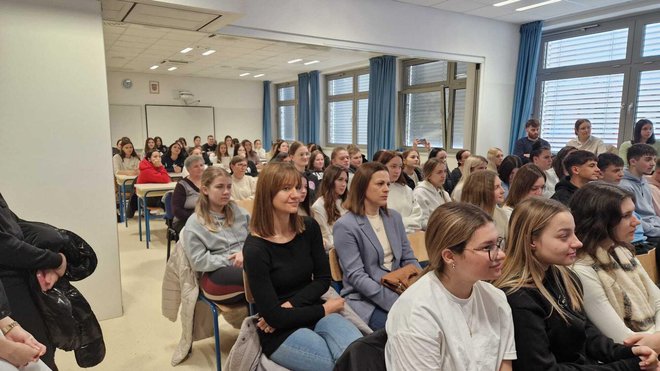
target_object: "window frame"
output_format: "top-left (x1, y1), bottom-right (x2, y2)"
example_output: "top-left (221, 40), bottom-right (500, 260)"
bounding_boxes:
top-left (325, 67), bottom-right (369, 147)
top-left (275, 81), bottom-right (298, 142)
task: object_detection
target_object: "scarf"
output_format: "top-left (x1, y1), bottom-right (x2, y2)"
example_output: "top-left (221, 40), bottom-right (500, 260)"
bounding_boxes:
top-left (589, 246), bottom-right (655, 331)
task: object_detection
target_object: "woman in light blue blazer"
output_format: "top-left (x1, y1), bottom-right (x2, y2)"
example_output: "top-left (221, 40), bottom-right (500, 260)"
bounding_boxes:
top-left (333, 162), bottom-right (420, 330)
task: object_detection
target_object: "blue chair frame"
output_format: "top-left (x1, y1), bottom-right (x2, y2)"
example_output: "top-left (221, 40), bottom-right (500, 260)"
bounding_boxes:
top-left (198, 294), bottom-right (222, 371)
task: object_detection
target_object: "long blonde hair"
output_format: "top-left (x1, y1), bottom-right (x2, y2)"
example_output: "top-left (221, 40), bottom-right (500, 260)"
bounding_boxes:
top-left (195, 167), bottom-right (236, 232)
top-left (456, 155), bottom-right (487, 188)
top-left (493, 197), bottom-right (583, 321)
top-left (486, 147), bottom-right (502, 172)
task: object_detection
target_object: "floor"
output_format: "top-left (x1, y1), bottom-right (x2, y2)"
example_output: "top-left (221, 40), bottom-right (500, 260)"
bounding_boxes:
top-left (55, 217), bottom-right (240, 370)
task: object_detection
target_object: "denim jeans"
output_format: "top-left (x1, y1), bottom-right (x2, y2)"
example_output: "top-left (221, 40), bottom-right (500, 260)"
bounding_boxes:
top-left (269, 313), bottom-right (362, 371)
top-left (368, 307), bottom-right (388, 330)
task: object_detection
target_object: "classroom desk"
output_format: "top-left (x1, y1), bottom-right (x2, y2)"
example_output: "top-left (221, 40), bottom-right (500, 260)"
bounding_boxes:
top-left (134, 181), bottom-right (177, 249)
top-left (115, 173), bottom-right (182, 226)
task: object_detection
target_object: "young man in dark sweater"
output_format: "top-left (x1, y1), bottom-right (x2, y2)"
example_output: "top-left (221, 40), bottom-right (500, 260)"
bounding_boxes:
top-left (550, 150), bottom-right (599, 206)
top-left (513, 118), bottom-right (551, 162)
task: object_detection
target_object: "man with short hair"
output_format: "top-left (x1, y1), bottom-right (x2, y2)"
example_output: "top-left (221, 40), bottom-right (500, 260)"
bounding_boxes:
top-left (513, 118), bottom-right (551, 161)
top-left (201, 134), bottom-right (217, 153)
top-left (550, 150), bottom-right (600, 206)
top-left (619, 143), bottom-right (660, 240)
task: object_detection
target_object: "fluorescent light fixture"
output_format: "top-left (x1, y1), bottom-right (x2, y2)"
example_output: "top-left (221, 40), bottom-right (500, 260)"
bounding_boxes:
top-left (287, 58), bottom-right (302, 64)
top-left (202, 49), bottom-right (216, 56)
top-left (149, 65), bottom-right (159, 70)
top-left (516, 0), bottom-right (561, 11)
top-left (168, 67), bottom-right (177, 71)
top-left (493, 0), bottom-right (520, 6)
top-left (304, 60), bottom-right (319, 65)
top-left (239, 72), bottom-right (250, 77)
top-left (180, 47), bottom-right (193, 54)
top-left (253, 74), bottom-right (265, 78)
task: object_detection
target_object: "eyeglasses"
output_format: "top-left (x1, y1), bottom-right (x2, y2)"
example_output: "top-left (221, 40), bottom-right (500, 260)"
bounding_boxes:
top-left (466, 237), bottom-right (505, 261)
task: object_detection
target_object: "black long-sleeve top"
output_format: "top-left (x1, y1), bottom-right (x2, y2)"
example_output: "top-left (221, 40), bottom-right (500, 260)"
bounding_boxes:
top-left (0, 194), bottom-right (63, 279)
top-left (0, 281), bottom-right (10, 318)
top-left (172, 178), bottom-right (198, 223)
top-left (162, 154), bottom-right (185, 173)
top-left (243, 217), bottom-right (331, 356)
top-left (506, 267), bottom-right (640, 371)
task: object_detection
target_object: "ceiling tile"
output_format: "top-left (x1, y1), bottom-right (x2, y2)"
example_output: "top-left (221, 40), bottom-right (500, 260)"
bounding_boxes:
top-left (432, 0), bottom-right (487, 12)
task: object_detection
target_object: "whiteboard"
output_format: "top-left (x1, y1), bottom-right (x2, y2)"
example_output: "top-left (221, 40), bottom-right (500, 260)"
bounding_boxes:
top-left (109, 105), bottom-right (145, 149)
top-left (145, 105), bottom-right (215, 146)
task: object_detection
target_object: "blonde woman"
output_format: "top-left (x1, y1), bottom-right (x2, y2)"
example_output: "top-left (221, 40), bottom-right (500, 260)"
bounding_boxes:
top-left (461, 170), bottom-right (508, 239)
top-left (487, 147), bottom-right (504, 173)
top-left (413, 158), bottom-right (450, 230)
top-left (386, 202), bottom-right (515, 370)
top-left (451, 155), bottom-right (488, 201)
top-left (182, 167), bottom-right (250, 304)
top-left (494, 197), bottom-right (658, 370)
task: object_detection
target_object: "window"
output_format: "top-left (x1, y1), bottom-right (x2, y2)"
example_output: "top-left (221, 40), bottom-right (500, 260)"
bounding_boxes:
top-left (400, 59), bottom-right (474, 150)
top-left (276, 82), bottom-right (297, 141)
top-left (536, 13), bottom-right (660, 149)
top-left (326, 69), bottom-right (369, 146)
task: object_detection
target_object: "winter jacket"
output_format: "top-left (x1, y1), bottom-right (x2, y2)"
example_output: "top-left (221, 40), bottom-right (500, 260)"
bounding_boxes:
top-left (334, 329), bottom-right (387, 371)
top-left (550, 177), bottom-right (579, 206)
top-left (620, 170), bottom-right (660, 237)
top-left (137, 158), bottom-right (171, 184)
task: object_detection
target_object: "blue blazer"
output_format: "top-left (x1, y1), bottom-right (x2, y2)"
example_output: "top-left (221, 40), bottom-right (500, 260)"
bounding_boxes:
top-left (333, 209), bottom-right (420, 324)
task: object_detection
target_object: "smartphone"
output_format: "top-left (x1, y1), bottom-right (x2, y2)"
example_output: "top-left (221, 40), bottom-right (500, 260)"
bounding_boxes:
top-left (418, 138), bottom-right (427, 145)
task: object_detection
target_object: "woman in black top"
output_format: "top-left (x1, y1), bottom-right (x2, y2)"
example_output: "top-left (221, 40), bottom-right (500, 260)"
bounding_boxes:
top-left (243, 163), bottom-right (361, 371)
top-left (162, 141), bottom-right (185, 173)
top-left (494, 197), bottom-right (658, 370)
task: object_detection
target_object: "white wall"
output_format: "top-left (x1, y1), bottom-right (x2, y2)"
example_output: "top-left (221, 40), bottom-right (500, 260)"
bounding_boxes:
top-left (0, 0), bottom-right (122, 320)
top-left (107, 72), bottom-right (263, 146)
top-left (159, 0), bottom-right (521, 154)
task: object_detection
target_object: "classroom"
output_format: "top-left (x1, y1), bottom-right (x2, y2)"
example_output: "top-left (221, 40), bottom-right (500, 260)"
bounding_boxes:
top-left (1, 0), bottom-right (660, 370)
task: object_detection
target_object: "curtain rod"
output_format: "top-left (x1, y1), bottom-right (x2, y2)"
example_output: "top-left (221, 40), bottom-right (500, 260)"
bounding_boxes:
top-left (544, 23), bottom-right (600, 37)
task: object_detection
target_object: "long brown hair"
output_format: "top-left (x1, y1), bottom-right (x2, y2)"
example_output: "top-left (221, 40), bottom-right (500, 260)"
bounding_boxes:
top-left (376, 150), bottom-right (406, 185)
top-left (319, 165), bottom-right (349, 225)
top-left (344, 162), bottom-right (389, 216)
top-left (461, 170), bottom-right (498, 215)
top-left (195, 167), bottom-right (236, 232)
top-left (250, 162), bottom-right (305, 237)
top-left (505, 164), bottom-right (546, 209)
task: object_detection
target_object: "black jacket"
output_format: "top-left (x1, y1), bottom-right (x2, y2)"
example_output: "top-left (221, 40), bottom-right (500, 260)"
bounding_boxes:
top-left (403, 168), bottom-right (423, 190)
top-left (506, 268), bottom-right (640, 370)
top-left (551, 177), bottom-right (579, 206)
top-left (334, 329), bottom-right (387, 371)
top-left (0, 281), bottom-right (9, 319)
top-left (449, 167), bottom-right (462, 191)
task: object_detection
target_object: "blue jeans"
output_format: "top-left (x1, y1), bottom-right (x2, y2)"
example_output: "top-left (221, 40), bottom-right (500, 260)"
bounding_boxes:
top-left (368, 307), bottom-right (388, 330)
top-left (270, 313), bottom-right (362, 371)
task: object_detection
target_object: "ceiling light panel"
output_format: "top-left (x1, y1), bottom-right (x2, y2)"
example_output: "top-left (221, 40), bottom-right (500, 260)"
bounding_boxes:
top-left (516, 0), bottom-right (561, 12)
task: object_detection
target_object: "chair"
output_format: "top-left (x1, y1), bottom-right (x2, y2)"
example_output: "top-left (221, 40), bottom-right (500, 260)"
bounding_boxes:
top-left (328, 248), bottom-right (343, 292)
top-left (234, 198), bottom-right (254, 215)
top-left (407, 231), bottom-right (428, 263)
top-left (163, 191), bottom-right (178, 261)
top-left (242, 270), bottom-right (256, 316)
top-left (637, 248), bottom-right (658, 283)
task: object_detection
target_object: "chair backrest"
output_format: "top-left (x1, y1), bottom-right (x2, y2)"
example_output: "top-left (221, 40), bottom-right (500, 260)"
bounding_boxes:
top-left (242, 270), bottom-right (255, 304)
top-left (329, 248), bottom-right (343, 282)
top-left (163, 190), bottom-right (175, 220)
top-left (407, 231), bottom-right (428, 262)
top-left (234, 198), bottom-right (254, 215)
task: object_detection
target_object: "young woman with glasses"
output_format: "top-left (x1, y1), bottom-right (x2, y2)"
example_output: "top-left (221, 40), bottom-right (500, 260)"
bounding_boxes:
top-left (386, 202), bottom-right (515, 370)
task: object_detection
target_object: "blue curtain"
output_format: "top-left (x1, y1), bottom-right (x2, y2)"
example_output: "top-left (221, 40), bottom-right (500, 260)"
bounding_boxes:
top-left (508, 21), bottom-right (544, 154)
top-left (367, 55), bottom-right (397, 160)
top-left (309, 70), bottom-right (320, 144)
top-left (297, 73), bottom-right (311, 143)
top-left (262, 81), bottom-right (272, 147)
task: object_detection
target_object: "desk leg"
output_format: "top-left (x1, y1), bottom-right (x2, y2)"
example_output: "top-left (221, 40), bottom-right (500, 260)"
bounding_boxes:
top-left (119, 183), bottom-right (126, 225)
top-left (145, 197), bottom-right (151, 249)
top-left (138, 196), bottom-right (143, 241)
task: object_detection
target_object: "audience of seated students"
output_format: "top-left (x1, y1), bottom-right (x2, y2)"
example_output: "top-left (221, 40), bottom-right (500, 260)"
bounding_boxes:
top-left (451, 155), bottom-right (488, 201)
top-left (253, 139), bottom-right (267, 162)
top-left (386, 202), bottom-right (515, 370)
top-left (183, 167), bottom-right (249, 306)
top-left (502, 163), bottom-right (546, 218)
top-left (177, 137), bottom-right (189, 153)
top-left (529, 142), bottom-right (552, 197)
top-left (311, 165), bottom-right (348, 252)
top-left (193, 135), bottom-right (202, 148)
top-left (495, 197), bottom-right (659, 370)
top-left (401, 149), bottom-right (422, 190)
top-left (347, 144), bottom-right (363, 175)
top-left (377, 151), bottom-right (423, 232)
top-left (234, 144), bottom-right (258, 177)
top-left (498, 155), bottom-right (523, 199)
top-left (413, 158), bottom-right (451, 230)
top-left (162, 142), bottom-right (185, 173)
top-left (171, 155), bottom-right (204, 233)
top-left (243, 163), bottom-right (362, 371)
top-left (215, 142), bottom-right (231, 169)
top-left (619, 144), bottom-right (660, 246)
top-left (449, 149), bottom-right (471, 187)
top-left (567, 118), bottom-right (607, 156)
top-left (224, 135), bottom-right (235, 155)
top-left (550, 150), bottom-right (599, 206)
top-left (619, 119), bottom-right (660, 168)
top-left (333, 162), bottom-right (421, 330)
top-left (154, 136), bottom-right (167, 154)
top-left (546, 146), bottom-right (577, 198)
top-left (307, 150), bottom-right (326, 191)
top-left (486, 147), bottom-right (504, 172)
top-left (201, 134), bottom-right (217, 154)
top-left (142, 137), bottom-right (157, 159)
top-left (269, 139), bottom-right (289, 160)
top-left (513, 118), bottom-right (551, 161)
top-left (570, 182), bottom-right (660, 353)
top-left (241, 139), bottom-right (261, 170)
top-left (428, 147), bottom-right (454, 194)
top-left (646, 157), bottom-right (660, 216)
top-left (308, 143), bottom-right (331, 166)
top-left (461, 170), bottom-right (508, 239)
top-left (229, 156), bottom-right (257, 201)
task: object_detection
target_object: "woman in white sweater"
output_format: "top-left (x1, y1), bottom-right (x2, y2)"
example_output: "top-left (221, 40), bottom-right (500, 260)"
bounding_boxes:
top-left (376, 151), bottom-right (422, 233)
top-left (571, 182), bottom-right (660, 352)
top-left (311, 165), bottom-right (349, 251)
top-left (229, 156), bottom-right (257, 201)
top-left (413, 158), bottom-right (450, 230)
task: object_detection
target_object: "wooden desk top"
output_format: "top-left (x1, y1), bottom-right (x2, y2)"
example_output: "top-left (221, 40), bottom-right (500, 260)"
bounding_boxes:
top-left (134, 182), bottom-right (177, 197)
top-left (115, 172), bottom-right (182, 185)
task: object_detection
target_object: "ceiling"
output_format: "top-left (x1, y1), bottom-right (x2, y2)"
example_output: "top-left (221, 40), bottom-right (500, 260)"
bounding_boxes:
top-left (392, 0), bottom-right (650, 24)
